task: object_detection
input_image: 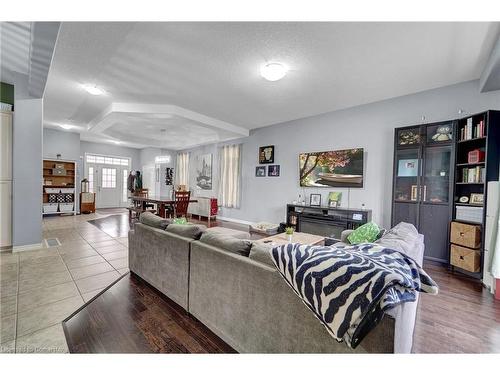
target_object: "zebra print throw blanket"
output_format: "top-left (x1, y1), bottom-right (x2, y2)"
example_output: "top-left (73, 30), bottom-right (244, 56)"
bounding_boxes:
top-left (271, 243), bottom-right (438, 349)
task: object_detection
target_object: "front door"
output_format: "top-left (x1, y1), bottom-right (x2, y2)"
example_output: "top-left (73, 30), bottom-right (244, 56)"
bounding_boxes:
top-left (86, 159), bottom-right (129, 209)
top-left (97, 166), bottom-right (119, 208)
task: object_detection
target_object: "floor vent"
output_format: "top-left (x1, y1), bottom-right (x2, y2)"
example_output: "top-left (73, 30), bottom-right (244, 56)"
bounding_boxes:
top-left (44, 238), bottom-right (61, 247)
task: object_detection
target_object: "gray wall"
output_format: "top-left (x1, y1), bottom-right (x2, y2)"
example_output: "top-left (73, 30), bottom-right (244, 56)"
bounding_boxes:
top-left (13, 99), bottom-right (43, 247)
top-left (139, 147), bottom-right (176, 196)
top-left (184, 80), bottom-right (500, 228)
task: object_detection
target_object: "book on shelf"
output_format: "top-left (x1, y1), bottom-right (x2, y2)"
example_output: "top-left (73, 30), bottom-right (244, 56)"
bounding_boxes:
top-left (462, 166), bottom-right (485, 183)
top-left (460, 118), bottom-right (485, 141)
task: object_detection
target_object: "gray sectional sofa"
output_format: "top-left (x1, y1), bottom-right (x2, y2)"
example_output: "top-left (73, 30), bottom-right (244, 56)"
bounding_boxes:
top-left (128, 214), bottom-right (424, 353)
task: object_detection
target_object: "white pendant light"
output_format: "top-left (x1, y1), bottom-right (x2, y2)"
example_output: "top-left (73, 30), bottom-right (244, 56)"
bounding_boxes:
top-left (260, 62), bottom-right (288, 82)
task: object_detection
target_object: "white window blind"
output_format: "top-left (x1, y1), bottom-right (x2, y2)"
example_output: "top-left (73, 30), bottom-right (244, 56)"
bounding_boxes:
top-left (218, 144), bottom-right (242, 208)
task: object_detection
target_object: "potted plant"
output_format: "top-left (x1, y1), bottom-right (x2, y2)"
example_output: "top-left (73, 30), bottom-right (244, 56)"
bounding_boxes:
top-left (285, 227), bottom-right (294, 242)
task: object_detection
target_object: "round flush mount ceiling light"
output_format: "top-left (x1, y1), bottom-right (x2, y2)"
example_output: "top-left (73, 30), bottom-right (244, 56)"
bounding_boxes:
top-left (59, 124), bottom-right (73, 130)
top-left (260, 62), bottom-right (288, 81)
top-left (82, 84), bottom-right (105, 96)
top-left (110, 140), bottom-right (121, 145)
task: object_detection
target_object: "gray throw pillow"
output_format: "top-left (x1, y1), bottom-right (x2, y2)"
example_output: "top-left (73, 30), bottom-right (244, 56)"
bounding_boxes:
top-left (166, 223), bottom-right (206, 239)
top-left (249, 242), bottom-right (275, 267)
top-left (139, 212), bottom-right (171, 230)
top-left (200, 231), bottom-right (252, 257)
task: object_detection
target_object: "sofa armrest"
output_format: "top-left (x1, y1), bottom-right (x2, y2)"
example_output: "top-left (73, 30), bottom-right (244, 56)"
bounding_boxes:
top-left (341, 230), bottom-right (354, 243)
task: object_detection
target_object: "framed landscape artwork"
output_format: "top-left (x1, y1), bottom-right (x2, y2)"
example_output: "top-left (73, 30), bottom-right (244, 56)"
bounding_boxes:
top-left (299, 148), bottom-right (364, 188)
top-left (196, 154), bottom-right (212, 190)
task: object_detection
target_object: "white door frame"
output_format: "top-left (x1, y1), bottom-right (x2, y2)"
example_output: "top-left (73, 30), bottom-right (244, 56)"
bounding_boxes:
top-left (84, 153), bottom-right (131, 209)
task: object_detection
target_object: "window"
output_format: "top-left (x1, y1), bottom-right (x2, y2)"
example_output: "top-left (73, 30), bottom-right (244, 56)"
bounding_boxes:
top-left (155, 155), bottom-right (171, 164)
top-left (102, 168), bottom-right (116, 188)
top-left (218, 144), bottom-right (241, 208)
top-left (122, 169), bottom-right (128, 202)
top-left (86, 154), bottom-right (130, 167)
top-left (88, 167), bottom-right (94, 193)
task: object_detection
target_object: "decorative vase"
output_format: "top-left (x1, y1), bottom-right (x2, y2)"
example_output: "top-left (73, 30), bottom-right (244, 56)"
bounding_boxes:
top-left (287, 234), bottom-right (293, 242)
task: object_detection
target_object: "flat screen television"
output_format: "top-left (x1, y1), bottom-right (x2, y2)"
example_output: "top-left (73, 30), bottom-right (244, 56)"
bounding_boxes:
top-left (299, 148), bottom-right (364, 188)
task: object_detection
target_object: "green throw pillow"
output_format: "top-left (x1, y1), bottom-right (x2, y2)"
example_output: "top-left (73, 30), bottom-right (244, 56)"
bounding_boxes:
top-left (347, 222), bottom-right (380, 244)
top-left (173, 217), bottom-right (188, 225)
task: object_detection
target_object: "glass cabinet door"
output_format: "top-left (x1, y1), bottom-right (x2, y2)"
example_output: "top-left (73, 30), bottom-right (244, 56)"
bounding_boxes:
top-left (394, 148), bottom-right (420, 202)
top-left (422, 145), bottom-right (451, 204)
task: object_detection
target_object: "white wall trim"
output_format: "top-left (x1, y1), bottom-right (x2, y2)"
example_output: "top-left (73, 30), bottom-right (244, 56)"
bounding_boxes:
top-left (217, 215), bottom-right (253, 226)
top-left (12, 242), bottom-right (44, 253)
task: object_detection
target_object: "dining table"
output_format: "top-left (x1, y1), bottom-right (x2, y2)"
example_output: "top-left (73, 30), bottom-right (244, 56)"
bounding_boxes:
top-left (131, 195), bottom-right (198, 218)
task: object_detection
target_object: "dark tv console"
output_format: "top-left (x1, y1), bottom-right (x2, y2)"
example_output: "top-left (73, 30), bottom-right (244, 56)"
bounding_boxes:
top-left (285, 203), bottom-right (372, 240)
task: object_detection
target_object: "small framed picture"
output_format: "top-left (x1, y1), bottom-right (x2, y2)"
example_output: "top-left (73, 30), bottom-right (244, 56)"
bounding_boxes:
top-left (259, 145), bottom-right (275, 164)
top-left (268, 165), bottom-right (280, 177)
top-left (410, 185), bottom-right (418, 201)
top-left (470, 193), bottom-right (484, 205)
top-left (255, 166), bottom-right (266, 177)
top-left (310, 194), bottom-right (321, 206)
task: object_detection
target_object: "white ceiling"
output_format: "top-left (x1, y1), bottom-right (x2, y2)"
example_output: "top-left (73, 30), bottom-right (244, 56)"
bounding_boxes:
top-left (43, 22), bottom-right (500, 149)
top-left (1, 22), bottom-right (60, 98)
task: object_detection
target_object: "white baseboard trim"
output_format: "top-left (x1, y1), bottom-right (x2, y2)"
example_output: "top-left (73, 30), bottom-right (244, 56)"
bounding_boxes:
top-left (217, 216), bottom-right (253, 226)
top-left (12, 242), bottom-right (44, 253)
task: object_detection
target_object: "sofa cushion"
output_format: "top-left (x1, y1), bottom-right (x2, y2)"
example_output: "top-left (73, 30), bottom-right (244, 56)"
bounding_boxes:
top-left (166, 223), bottom-right (206, 239)
top-left (205, 226), bottom-right (251, 239)
top-left (200, 231), bottom-right (252, 256)
top-left (139, 212), bottom-right (171, 230)
top-left (347, 222), bottom-right (380, 244)
top-left (249, 242), bottom-right (274, 267)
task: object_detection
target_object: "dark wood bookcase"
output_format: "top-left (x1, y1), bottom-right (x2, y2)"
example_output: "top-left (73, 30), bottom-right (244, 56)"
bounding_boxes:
top-left (451, 110), bottom-right (500, 278)
top-left (392, 110), bottom-right (500, 277)
top-left (391, 120), bottom-right (456, 263)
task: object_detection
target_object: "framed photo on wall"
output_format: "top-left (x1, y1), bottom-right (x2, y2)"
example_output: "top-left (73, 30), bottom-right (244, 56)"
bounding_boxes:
top-left (259, 145), bottom-right (275, 164)
top-left (255, 166), bottom-right (266, 177)
top-left (268, 165), bottom-right (280, 177)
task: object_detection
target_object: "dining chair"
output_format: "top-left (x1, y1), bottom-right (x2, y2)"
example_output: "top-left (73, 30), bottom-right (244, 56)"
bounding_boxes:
top-left (173, 190), bottom-right (191, 219)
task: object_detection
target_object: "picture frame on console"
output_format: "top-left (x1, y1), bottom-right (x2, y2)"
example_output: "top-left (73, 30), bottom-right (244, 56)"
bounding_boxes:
top-left (309, 194), bottom-right (321, 206)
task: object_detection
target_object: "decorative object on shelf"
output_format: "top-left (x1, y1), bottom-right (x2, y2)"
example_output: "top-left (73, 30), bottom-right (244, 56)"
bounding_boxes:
top-left (255, 166), bottom-right (266, 177)
top-left (467, 149), bottom-right (485, 164)
top-left (410, 185), bottom-right (418, 201)
top-left (458, 196), bottom-right (469, 203)
top-left (196, 154), bottom-right (212, 190)
top-left (470, 193), bottom-right (484, 205)
top-left (259, 145), bottom-right (275, 164)
top-left (268, 165), bottom-right (280, 177)
top-left (431, 124), bottom-right (453, 142)
top-left (165, 167), bottom-right (174, 186)
top-left (285, 226), bottom-right (294, 242)
top-left (299, 148), bottom-right (364, 188)
top-left (309, 193), bottom-right (321, 206)
top-left (398, 129), bottom-right (420, 145)
top-left (397, 159), bottom-right (418, 177)
top-left (81, 178), bottom-right (89, 193)
top-left (328, 191), bottom-right (342, 207)
top-left (52, 163), bottom-right (67, 176)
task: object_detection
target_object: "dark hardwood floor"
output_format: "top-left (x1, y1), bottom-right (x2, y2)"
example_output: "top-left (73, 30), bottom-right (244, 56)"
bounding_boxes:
top-left (63, 273), bottom-right (236, 353)
top-left (66, 212), bottom-right (500, 353)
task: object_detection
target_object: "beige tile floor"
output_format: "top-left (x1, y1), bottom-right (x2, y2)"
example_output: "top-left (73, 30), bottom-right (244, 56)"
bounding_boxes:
top-left (0, 210), bottom-right (129, 353)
